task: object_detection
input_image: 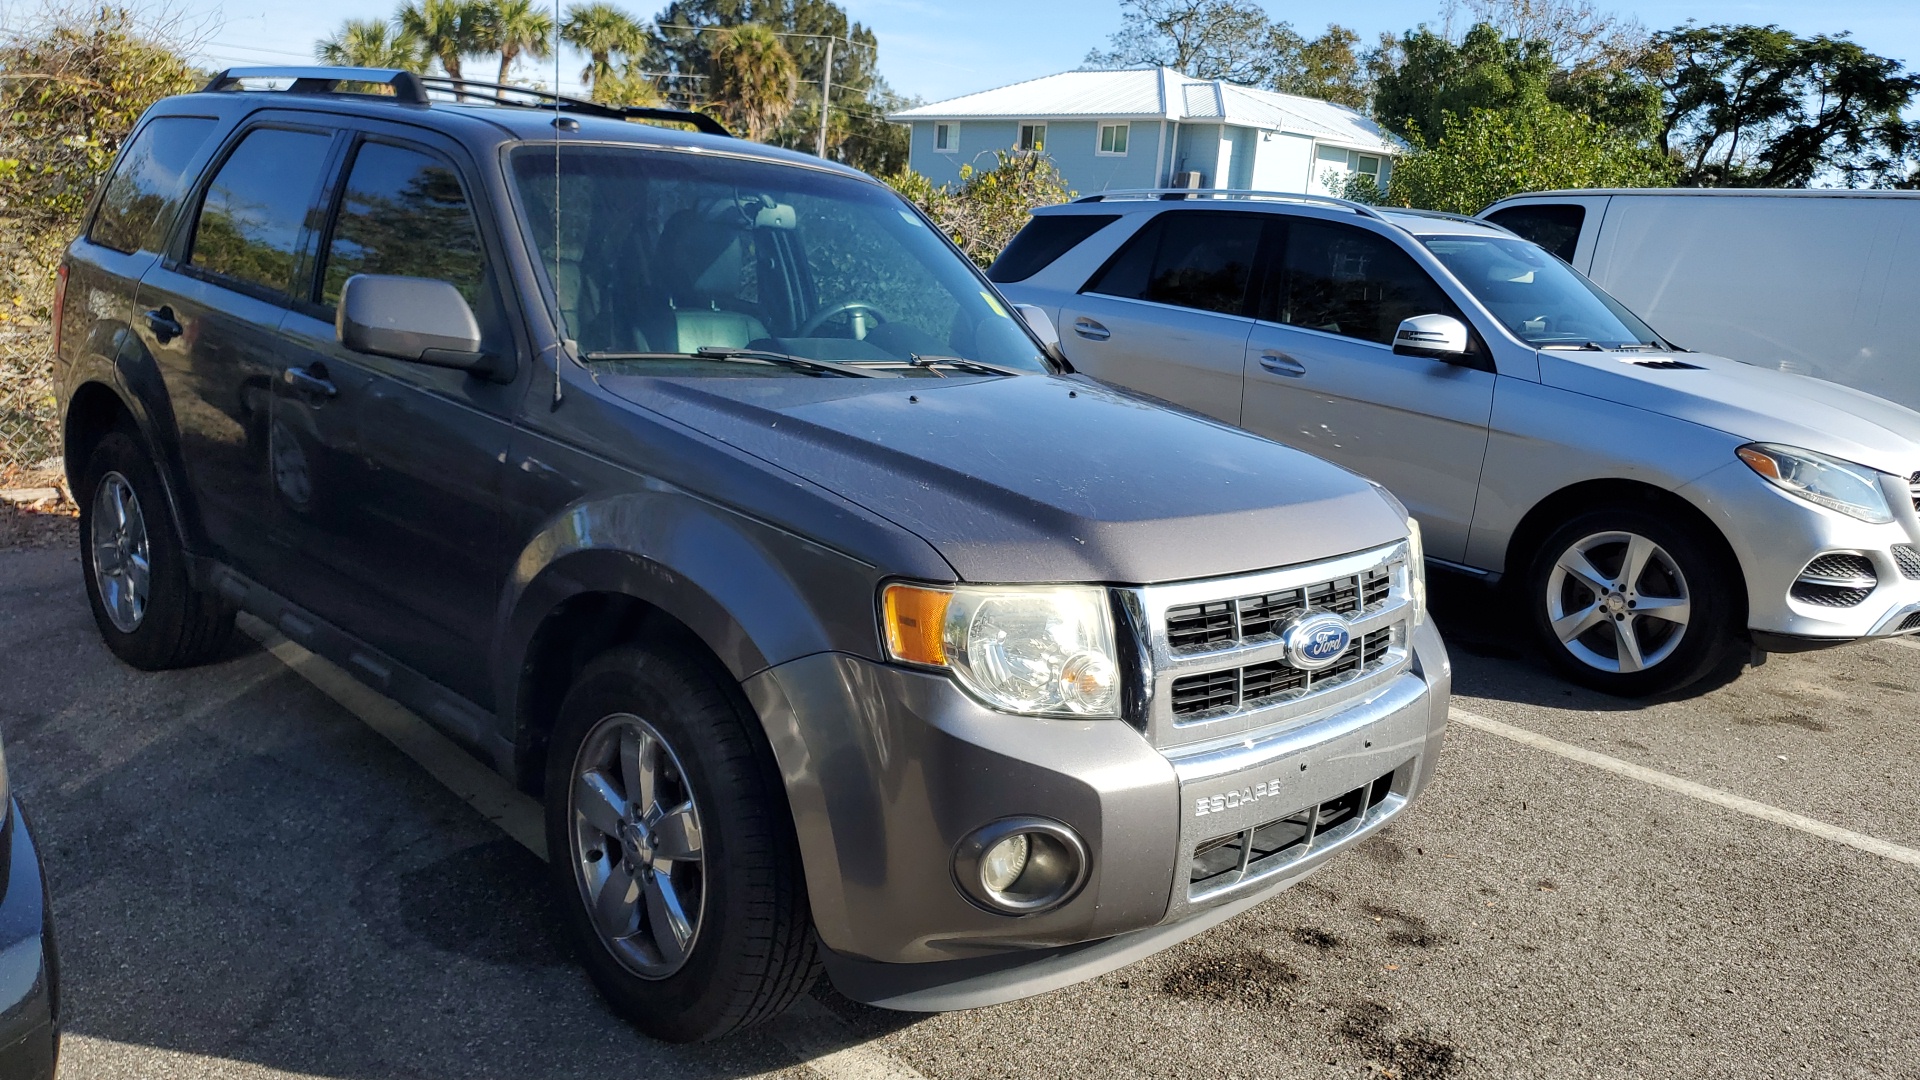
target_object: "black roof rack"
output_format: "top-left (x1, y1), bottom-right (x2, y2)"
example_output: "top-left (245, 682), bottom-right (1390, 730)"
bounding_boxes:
top-left (202, 66), bottom-right (431, 103)
top-left (415, 75), bottom-right (730, 136)
top-left (201, 67), bottom-right (729, 136)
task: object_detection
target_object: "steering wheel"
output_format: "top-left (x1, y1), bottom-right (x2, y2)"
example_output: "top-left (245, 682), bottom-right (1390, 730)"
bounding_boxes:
top-left (800, 300), bottom-right (891, 339)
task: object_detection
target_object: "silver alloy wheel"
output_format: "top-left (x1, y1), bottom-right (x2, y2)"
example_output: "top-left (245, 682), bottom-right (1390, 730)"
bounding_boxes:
top-left (1545, 530), bottom-right (1692, 674)
top-left (568, 712), bottom-right (706, 979)
top-left (90, 471), bottom-right (151, 633)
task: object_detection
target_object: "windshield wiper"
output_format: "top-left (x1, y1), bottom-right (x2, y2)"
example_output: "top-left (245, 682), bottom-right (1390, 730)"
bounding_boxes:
top-left (581, 348), bottom-right (887, 378)
top-left (908, 354), bottom-right (1028, 377)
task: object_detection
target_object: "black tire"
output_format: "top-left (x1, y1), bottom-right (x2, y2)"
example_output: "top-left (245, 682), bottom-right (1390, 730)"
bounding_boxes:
top-left (77, 429), bottom-right (235, 670)
top-left (543, 644), bottom-right (818, 1043)
top-left (1523, 505), bottom-right (1740, 697)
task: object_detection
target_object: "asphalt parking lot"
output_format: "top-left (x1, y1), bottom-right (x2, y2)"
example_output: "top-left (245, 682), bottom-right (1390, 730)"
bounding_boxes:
top-left (3, 541), bottom-right (1917, 1079)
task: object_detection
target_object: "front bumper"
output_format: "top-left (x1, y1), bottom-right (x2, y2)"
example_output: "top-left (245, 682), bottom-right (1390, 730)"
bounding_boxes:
top-left (0, 801), bottom-right (58, 1080)
top-left (1682, 463), bottom-right (1920, 644)
top-left (744, 617), bottom-right (1449, 1009)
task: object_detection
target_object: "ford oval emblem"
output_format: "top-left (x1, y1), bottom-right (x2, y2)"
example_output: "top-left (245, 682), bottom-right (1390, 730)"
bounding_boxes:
top-left (1284, 613), bottom-right (1352, 671)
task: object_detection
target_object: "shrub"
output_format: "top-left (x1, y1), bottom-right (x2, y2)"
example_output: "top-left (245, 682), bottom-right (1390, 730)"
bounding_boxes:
top-left (886, 151), bottom-right (1076, 267)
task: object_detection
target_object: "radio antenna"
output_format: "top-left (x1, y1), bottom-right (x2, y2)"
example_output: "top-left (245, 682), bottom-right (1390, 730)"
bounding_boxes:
top-left (551, 0), bottom-right (565, 407)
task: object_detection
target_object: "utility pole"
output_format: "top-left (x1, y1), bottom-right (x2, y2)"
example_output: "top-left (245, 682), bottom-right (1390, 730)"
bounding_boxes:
top-left (816, 37), bottom-right (834, 158)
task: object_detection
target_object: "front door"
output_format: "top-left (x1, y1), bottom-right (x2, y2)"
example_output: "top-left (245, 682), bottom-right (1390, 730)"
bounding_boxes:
top-left (134, 122), bottom-right (340, 577)
top-left (1240, 216), bottom-right (1495, 563)
top-left (1054, 209), bottom-right (1263, 423)
top-left (268, 132), bottom-right (521, 704)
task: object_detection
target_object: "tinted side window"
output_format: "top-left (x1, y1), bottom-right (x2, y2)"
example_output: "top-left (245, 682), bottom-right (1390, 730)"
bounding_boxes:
top-left (1084, 211), bottom-right (1259, 316)
top-left (318, 141), bottom-right (491, 313)
top-left (189, 128), bottom-right (334, 295)
top-left (1485, 204), bottom-right (1584, 264)
top-left (88, 116), bottom-right (219, 254)
top-left (987, 214), bottom-right (1119, 283)
top-left (1270, 220), bottom-right (1459, 346)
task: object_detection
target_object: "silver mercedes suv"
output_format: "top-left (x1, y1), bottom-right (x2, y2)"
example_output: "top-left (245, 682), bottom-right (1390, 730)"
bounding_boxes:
top-left (998, 190), bottom-right (1920, 696)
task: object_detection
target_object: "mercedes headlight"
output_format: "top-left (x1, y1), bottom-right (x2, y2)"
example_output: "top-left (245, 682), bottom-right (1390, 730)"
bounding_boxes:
top-left (1736, 443), bottom-right (1893, 524)
top-left (881, 583), bottom-right (1120, 718)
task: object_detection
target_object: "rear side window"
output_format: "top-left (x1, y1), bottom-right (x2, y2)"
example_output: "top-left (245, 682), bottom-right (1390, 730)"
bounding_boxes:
top-left (1083, 211), bottom-right (1260, 316)
top-left (1485, 203), bottom-right (1584, 264)
top-left (1269, 219), bottom-right (1459, 345)
top-left (986, 214), bottom-right (1118, 283)
top-left (88, 116), bottom-right (219, 254)
top-left (188, 127), bottom-right (334, 295)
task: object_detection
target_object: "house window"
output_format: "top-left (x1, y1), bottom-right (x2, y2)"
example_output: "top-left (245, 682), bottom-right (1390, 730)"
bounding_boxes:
top-left (934, 123), bottom-right (955, 153)
top-left (1098, 122), bottom-right (1129, 155)
top-left (1018, 123), bottom-right (1047, 152)
top-left (1355, 153), bottom-right (1381, 180)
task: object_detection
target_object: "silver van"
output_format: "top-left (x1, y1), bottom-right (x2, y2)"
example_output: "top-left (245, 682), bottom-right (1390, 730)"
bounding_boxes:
top-left (997, 190), bottom-right (1920, 697)
top-left (1480, 189), bottom-right (1920, 411)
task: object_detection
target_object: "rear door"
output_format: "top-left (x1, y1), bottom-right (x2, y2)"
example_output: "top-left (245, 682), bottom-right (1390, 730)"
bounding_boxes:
top-left (133, 120), bottom-right (342, 577)
top-left (1240, 216), bottom-right (1495, 562)
top-left (1054, 209), bottom-right (1262, 423)
top-left (267, 125), bottom-right (523, 705)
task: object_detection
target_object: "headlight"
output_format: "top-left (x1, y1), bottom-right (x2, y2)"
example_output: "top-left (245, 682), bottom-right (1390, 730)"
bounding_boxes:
top-left (882, 583), bottom-right (1120, 718)
top-left (1736, 443), bottom-right (1894, 524)
top-left (1405, 518), bottom-right (1427, 626)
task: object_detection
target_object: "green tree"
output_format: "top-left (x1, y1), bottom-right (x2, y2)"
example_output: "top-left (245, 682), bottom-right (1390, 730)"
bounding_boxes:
top-left (885, 151), bottom-right (1076, 267)
top-left (397, 0), bottom-right (481, 84)
top-left (1265, 24), bottom-right (1368, 108)
top-left (562, 2), bottom-right (642, 90)
top-left (315, 19), bottom-right (426, 71)
top-left (472, 0), bottom-right (555, 85)
top-left (1647, 24), bottom-right (1920, 187)
top-left (706, 24), bottom-right (797, 142)
top-left (1083, 0), bottom-right (1274, 84)
top-left (1380, 99), bottom-right (1674, 213)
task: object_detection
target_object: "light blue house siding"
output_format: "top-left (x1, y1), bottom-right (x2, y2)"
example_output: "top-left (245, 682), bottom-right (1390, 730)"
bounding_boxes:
top-left (907, 119), bottom-right (1166, 194)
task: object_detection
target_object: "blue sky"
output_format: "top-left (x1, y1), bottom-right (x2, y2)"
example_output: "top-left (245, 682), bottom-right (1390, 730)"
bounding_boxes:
top-left (166, 0), bottom-right (1920, 105)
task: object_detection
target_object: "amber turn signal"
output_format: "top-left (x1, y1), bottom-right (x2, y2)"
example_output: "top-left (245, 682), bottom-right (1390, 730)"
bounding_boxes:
top-left (882, 584), bottom-right (951, 666)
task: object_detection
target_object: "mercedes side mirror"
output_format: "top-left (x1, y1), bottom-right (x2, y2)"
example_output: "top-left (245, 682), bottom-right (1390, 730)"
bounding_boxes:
top-left (337, 274), bottom-right (508, 379)
top-left (1392, 314), bottom-right (1471, 361)
top-left (1014, 303), bottom-right (1068, 365)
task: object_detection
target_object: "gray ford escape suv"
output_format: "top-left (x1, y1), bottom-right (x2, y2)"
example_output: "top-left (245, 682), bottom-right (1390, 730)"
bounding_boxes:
top-left (54, 69), bottom-right (1449, 1041)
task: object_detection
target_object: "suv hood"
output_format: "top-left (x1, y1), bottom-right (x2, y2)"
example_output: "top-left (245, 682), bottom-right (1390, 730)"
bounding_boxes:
top-left (1541, 350), bottom-right (1920, 475)
top-left (600, 373), bottom-right (1407, 584)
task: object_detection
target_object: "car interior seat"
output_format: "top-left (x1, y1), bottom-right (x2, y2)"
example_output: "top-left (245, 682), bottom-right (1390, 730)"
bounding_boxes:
top-left (656, 205), bottom-right (770, 353)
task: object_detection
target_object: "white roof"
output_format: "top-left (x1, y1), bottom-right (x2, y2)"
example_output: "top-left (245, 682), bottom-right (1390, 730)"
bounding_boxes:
top-left (889, 68), bottom-right (1401, 155)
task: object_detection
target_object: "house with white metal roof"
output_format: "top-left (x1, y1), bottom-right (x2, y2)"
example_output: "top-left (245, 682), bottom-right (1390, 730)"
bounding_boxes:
top-left (888, 67), bottom-right (1402, 195)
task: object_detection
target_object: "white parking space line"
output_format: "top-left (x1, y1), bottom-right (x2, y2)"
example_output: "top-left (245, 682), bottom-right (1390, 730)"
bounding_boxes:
top-left (1451, 708), bottom-right (1920, 869)
top-left (244, 618), bottom-right (928, 1080)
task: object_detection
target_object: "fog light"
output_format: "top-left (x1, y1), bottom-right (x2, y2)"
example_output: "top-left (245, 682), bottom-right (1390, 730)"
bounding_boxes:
top-left (952, 818), bottom-right (1090, 915)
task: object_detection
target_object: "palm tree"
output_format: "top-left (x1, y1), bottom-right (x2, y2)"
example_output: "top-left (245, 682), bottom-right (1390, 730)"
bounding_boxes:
top-left (472, 0), bottom-right (554, 85)
top-left (396, 0), bottom-right (479, 85)
top-left (315, 18), bottom-right (425, 71)
top-left (707, 24), bottom-right (797, 143)
top-left (562, 2), bottom-right (641, 91)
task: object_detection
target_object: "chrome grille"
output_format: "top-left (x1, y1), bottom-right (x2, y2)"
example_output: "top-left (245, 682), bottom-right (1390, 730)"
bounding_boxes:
top-left (1902, 611), bottom-right (1920, 633)
top-left (1128, 543), bottom-right (1415, 751)
top-left (1895, 545), bottom-right (1920, 580)
top-left (1791, 551), bottom-right (1876, 608)
top-left (1910, 471), bottom-right (1920, 513)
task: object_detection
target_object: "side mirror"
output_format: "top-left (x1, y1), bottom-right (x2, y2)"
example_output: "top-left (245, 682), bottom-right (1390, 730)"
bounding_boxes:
top-left (337, 274), bottom-right (505, 378)
top-left (1013, 303), bottom-right (1068, 365)
top-left (1392, 314), bottom-right (1471, 361)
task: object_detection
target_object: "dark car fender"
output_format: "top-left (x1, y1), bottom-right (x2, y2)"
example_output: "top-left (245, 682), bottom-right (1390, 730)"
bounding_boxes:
top-left (492, 488), bottom-right (898, 755)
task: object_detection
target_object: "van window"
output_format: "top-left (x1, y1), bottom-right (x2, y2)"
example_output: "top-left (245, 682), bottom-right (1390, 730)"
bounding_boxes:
top-left (987, 214), bottom-right (1119, 283)
top-left (88, 116), bottom-right (219, 254)
top-left (1271, 219), bottom-right (1458, 345)
top-left (1083, 211), bottom-right (1259, 317)
top-left (188, 128), bottom-right (334, 296)
top-left (1485, 204), bottom-right (1584, 264)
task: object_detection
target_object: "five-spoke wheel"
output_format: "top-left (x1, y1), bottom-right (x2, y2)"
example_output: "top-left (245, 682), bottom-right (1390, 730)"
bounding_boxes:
top-left (88, 471), bottom-right (151, 633)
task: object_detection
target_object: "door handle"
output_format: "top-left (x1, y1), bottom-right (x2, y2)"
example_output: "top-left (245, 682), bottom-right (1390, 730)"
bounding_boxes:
top-left (144, 307), bottom-right (182, 343)
top-left (282, 363), bottom-right (337, 400)
top-left (1259, 351), bottom-right (1308, 377)
top-left (1072, 317), bottom-right (1110, 341)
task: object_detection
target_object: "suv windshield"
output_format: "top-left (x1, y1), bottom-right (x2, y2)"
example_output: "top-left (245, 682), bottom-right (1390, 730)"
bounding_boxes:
top-left (511, 145), bottom-right (1047, 375)
top-left (1418, 233), bottom-right (1664, 350)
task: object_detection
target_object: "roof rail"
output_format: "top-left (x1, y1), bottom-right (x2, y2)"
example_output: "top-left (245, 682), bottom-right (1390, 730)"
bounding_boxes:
top-left (1073, 188), bottom-right (1386, 220)
top-left (416, 76), bottom-right (731, 137)
top-left (202, 66), bottom-right (430, 104)
top-left (198, 67), bottom-right (731, 137)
